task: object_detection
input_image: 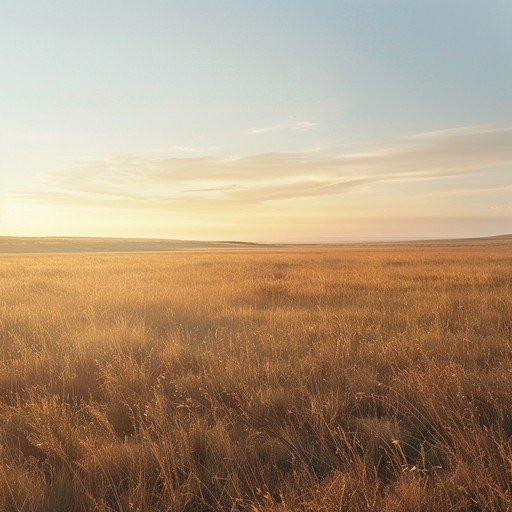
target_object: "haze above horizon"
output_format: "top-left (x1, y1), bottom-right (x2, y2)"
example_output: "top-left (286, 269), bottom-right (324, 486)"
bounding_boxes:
top-left (1, 1), bottom-right (511, 240)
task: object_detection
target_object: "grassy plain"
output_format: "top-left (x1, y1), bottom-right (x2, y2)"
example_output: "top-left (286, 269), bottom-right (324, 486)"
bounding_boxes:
top-left (0, 240), bottom-right (511, 511)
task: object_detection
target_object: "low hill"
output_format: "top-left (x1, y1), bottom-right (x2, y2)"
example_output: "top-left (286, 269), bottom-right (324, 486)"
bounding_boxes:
top-left (0, 237), bottom-right (266, 253)
top-left (377, 233), bottom-right (512, 248)
top-left (0, 234), bottom-right (510, 253)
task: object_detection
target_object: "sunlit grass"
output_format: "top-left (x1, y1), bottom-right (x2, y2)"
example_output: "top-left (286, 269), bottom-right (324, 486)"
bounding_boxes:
top-left (0, 244), bottom-right (511, 511)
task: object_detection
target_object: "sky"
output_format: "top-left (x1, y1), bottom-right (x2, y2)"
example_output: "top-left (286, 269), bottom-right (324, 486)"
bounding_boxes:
top-left (1, 0), bottom-right (511, 241)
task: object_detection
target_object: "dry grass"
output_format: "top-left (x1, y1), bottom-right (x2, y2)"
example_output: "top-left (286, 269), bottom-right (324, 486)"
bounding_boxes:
top-left (0, 243), bottom-right (511, 511)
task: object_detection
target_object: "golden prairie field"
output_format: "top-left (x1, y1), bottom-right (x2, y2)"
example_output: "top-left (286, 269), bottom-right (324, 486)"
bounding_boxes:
top-left (1, 242), bottom-right (512, 511)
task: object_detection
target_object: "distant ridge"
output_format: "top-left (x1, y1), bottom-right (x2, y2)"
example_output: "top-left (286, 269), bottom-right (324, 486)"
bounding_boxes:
top-left (0, 234), bottom-right (510, 253)
top-left (0, 237), bottom-right (270, 254)
top-left (484, 234), bottom-right (512, 240)
top-left (307, 234), bottom-right (512, 248)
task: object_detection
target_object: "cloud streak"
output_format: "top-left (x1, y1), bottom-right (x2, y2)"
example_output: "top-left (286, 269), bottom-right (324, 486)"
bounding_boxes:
top-left (8, 125), bottom-right (512, 212)
top-left (247, 120), bottom-right (319, 134)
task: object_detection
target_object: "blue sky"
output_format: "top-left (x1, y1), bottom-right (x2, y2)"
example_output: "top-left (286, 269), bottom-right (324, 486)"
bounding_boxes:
top-left (1, 0), bottom-right (511, 240)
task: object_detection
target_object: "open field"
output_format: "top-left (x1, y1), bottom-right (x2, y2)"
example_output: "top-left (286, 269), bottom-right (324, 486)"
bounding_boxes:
top-left (1, 240), bottom-right (512, 511)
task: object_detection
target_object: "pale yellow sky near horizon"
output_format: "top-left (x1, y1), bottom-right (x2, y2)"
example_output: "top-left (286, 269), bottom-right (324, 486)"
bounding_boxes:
top-left (3, 125), bottom-right (512, 241)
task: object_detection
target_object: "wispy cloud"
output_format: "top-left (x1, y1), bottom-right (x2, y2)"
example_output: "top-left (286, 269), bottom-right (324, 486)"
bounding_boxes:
top-left (424, 183), bottom-right (512, 198)
top-left (292, 121), bottom-right (320, 131)
top-left (490, 205), bottom-right (512, 211)
top-left (9, 125), bottom-right (512, 212)
top-left (247, 120), bottom-right (319, 134)
top-left (145, 145), bottom-right (220, 154)
top-left (404, 125), bottom-right (497, 140)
